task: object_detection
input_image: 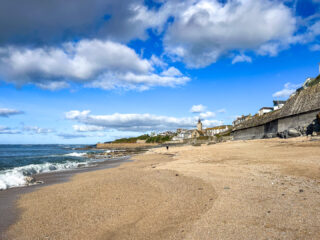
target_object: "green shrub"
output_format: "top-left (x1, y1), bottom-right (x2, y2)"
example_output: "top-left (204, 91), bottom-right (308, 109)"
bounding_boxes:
top-left (113, 134), bottom-right (172, 143)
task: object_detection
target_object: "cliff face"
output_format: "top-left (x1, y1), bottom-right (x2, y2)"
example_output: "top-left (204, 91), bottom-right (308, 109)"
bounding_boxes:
top-left (234, 82), bottom-right (320, 131)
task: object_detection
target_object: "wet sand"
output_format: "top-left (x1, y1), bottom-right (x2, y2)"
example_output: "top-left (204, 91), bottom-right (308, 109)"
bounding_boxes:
top-left (3, 138), bottom-right (320, 239)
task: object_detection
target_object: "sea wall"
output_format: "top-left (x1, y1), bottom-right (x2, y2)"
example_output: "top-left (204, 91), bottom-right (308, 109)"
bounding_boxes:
top-left (233, 125), bottom-right (265, 140)
top-left (233, 109), bottom-right (320, 140)
top-left (278, 109), bottom-right (320, 134)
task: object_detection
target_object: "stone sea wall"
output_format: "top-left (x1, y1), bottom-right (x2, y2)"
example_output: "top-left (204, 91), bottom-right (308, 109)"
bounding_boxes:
top-left (233, 82), bottom-right (320, 140)
top-left (233, 110), bottom-right (319, 140)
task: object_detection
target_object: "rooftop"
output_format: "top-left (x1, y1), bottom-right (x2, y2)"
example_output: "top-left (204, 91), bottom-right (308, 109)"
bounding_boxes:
top-left (206, 125), bottom-right (232, 130)
top-left (259, 107), bottom-right (273, 110)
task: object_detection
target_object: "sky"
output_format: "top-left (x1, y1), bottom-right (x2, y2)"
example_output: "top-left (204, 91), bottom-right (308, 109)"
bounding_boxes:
top-left (0, 0), bottom-right (320, 144)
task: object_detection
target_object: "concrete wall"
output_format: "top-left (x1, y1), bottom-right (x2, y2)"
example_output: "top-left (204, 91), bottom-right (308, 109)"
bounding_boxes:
top-left (233, 125), bottom-right (265, 140)
top-left (233, 109), bottom-right (320, 140)
top-left (264, 119), bottom-right (278, 136)
top-left (278, 109), bottom-right (319, 133)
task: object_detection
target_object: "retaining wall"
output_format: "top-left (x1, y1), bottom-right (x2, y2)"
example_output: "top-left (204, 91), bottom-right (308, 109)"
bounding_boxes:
top-left (233, 109), bottom-right (320, 140)
top-left (278, 109), bottom-right (319, 133)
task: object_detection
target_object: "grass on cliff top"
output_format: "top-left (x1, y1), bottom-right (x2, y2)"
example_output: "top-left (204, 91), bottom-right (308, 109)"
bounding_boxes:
top-left (306, 75), bottom-right (320, 88)
top-left (113, 134), bottom-right (172, 144)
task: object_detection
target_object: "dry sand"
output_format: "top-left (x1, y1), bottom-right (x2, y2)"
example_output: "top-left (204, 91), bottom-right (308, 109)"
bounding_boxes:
top-left (4, 138), bottom-right (320, 239)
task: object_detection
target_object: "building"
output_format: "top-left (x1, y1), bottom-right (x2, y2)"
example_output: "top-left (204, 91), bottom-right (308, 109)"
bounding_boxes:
top-left (172, 129), bottom-right (193, 141)
top-left (197, 119), bottom-right (203, 131)
top-left (303, 77), bottom-right (315, 89)
top-left (233, 115), bottom-right (252, 126)
top-left (273, 100), bottom-right (286, 111)
top-left (158, 131), bottom-right (175, 137)
top-left (191, 129), bottom-right (205, 138)
top-left (258, 107), bottom-right (273, 116)
top-left (205, 125), bottom-right (232, 136)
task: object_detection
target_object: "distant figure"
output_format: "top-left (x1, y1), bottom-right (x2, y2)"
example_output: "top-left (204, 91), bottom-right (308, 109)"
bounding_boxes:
top-left (166, 145), bottom-right (169, 151)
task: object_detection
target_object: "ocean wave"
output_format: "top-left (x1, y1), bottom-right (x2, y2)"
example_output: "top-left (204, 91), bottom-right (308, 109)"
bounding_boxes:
top-left (0, 161), bottom-right (89, 190)
top-left (63, 152), bottom-right (87, 157)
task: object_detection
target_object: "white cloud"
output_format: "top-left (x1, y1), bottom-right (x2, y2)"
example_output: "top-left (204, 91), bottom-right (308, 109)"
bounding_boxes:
top-left (199, 111), bottom-right (216, 119)
top-left (150, 55), bottom-right (168, 69)
top-left (164, 0), bottom-right (296, 68)
top-left (0, 0), bottom-right (172, 45)
top-left (273, 82), bottom-right (301, 98)
top-left (232, 54), bottom-right (252, 64)
top-left (190, 104), bottom-right (206, 113)
top-left (23, 126), bottom-right (54, 134)
top-left (36, 81), bottom-right (71, 91)
top-left (73, 125), bottom-right (105, 132)
top-left (0, 126), bottom-right (21, 134)
top-left (161, 67), bottom-right (183, 77)
top-left (0, 108), bottom-right (23, 117)
top-left (310, 44), bottom-right (320, 51)
top-left (65, 110), bottom-right (221, 132)
top-left (0, 39), bottom-right (189, 90)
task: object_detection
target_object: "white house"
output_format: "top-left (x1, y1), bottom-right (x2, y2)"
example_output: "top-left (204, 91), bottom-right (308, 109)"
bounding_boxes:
top-left (273, 100), bottom-right (286, 111)
top-left (172, 129), bottom-right (193, 141)
top-left (232, 115), bottom-right (252, 126)
top-left (258, 107), bottom-right (273, 116)
top-left (205, 125), bottom-right (232, 136)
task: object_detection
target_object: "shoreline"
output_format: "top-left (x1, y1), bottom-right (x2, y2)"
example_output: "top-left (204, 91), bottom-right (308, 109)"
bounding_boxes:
top-left (0, 157), bottom-right (130, 238)
top-left (3, 138), bottom-right (320, 239)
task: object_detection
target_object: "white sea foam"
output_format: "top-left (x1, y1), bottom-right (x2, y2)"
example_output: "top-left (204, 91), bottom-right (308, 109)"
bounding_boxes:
top-left (64, 152), bottom-right (87, 157)
top-left (0, 161), bottom-right (89, 190)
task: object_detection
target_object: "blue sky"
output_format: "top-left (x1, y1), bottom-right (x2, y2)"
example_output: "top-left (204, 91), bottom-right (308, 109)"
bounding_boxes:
top-left (0, 0), bottom-right (320, 144)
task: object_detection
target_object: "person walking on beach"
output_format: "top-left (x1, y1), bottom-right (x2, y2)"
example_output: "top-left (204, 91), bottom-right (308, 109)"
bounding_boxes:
top-left (166, 145), bottom-right (169, 151)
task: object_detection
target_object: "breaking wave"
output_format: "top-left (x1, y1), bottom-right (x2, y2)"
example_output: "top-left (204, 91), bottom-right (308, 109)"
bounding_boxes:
top-left (63, 152), bottom-right (87, 157)
top-left (0, 161), bottom-right (89, 190)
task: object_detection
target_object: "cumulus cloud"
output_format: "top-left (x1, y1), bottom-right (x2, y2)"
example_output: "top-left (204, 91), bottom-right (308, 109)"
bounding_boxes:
top-left (23, 126), bottom-right (54, 134)
top-left (199, 111), bottom-right (216, 119)
top-left (0, 126), bottom-right (21, 134)
top-left (65, 110), bottom-right (222, 132)
top-left (290, 20), bottom-right (320, 45)
top-left (273, 82), bottom-right (301, 98)
top-left (0, 0), bottom-right (171, 45)
top-left (161, 67), bottom-right (183, 77)
top-left (150, 55), bottom-right (168, 69)
top-left (232, 54), bottom-right (252, 64)
top-left (190, 104), bottom-right (206, 113)
top-left (164, 0), bottom-right (296, 68)
top-left (73, 125), bottom-right (105, 132)
top-left (0, 108), bottom-right (23, 117)
top-left (0, 39), bottom-right (189, 90)
top-left (0, 0), bottom-right (319, 73)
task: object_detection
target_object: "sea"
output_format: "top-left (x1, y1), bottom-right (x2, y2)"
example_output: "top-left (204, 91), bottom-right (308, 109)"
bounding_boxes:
top-left (0, 144), bottom-right (112, 190)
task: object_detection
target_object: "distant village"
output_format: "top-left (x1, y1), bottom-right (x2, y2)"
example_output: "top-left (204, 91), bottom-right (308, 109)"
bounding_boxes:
top-left (151, 99), bottom-right (288, 142)
top-left (152, 74), bottom-right (320, 143)
top-left (154, 120), bottom-right (232, 142)
top-left (107, 73), bottom-right (320, 146)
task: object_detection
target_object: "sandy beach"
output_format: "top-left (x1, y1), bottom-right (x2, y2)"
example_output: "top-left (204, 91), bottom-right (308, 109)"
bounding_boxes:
top-left (3, 138), bottom-right (320, 239)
